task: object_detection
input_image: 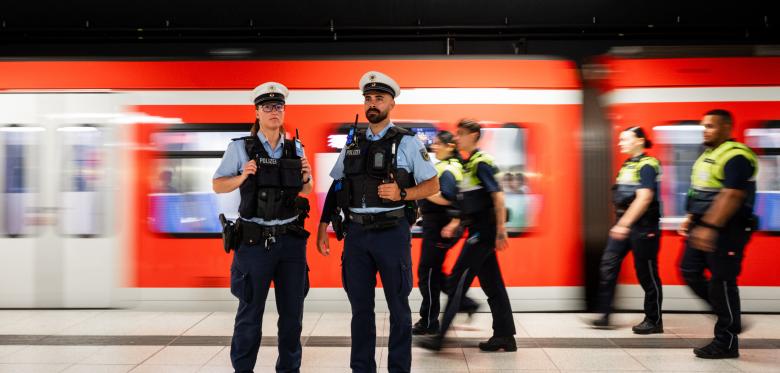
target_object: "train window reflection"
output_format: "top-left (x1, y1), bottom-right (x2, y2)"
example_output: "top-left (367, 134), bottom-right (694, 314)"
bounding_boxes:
top-left (1, 126), bottom-right (42, 237)
top-left (746, 125), bottom-right (780, 231)
top-left (478, 126), bottom-right (538, 231)
top-left (652, 124), bottom-right (704, 228)
top-left (58, 126), bottom-right (105, 236)
top-left (148, 129), bottom-right (241, 235)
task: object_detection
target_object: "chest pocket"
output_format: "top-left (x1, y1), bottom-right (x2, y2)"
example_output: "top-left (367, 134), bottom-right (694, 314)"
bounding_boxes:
top-left (344, 147), bottom-right (366, 175)
top-left (280, 158), bottom-right (303, 188)
top-left (255, 157), bottom-right (281, 186)
top-left (367, 145), bottom-right (391, 178)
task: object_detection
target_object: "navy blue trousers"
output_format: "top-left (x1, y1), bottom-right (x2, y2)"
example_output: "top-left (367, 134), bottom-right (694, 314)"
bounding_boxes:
top-left (595, 226), bottom-right (663, 323)
top-left (342, 219), bottom-right (413, 373)
top-left (230, 233), bottom-right (309, 373)
top-left (681, 221), bottom-right (752, 351)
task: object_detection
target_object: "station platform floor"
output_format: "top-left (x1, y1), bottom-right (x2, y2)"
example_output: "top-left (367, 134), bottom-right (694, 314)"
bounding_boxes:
top-left (0, 310), bottom-right (778, 372)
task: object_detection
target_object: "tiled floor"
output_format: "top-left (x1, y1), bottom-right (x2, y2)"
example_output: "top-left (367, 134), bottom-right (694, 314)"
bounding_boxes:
top-left (0, 311), bottom-right (778, 372)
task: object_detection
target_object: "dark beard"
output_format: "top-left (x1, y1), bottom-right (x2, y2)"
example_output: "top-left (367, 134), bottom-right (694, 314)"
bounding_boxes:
top-left (366, 109), bottom-right (387, 124)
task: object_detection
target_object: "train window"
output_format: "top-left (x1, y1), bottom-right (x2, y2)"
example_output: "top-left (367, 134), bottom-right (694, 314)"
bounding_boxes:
top-left (652, 123), bottom-right (704, 229)
top-left (57, 126), bottom-right (105, 236)
top-left (0, 126), bottom-right (43, 237)
top-left (151, 131), bottom-right (246, 152)
top-left (148, 126), bottom-right (247, 235)
top-left (478, 126), bottom-right (538, 232)
top-left (746, 124), bottom-right (780, 231)
top-left (315, 122), bottom-right (537, 234)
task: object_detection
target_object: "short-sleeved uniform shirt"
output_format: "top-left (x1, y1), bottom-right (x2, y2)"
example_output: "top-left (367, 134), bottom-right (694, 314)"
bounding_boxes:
top-left (213, 130), bottom-right (307, 226)
top-left (329, 122), bottom-right (437, 213)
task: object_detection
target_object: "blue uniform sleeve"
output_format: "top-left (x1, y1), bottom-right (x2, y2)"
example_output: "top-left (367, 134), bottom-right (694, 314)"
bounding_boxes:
top-left (439, 170), bottom-right (458, 201)
top-left (329, 147), bottom-right (347, 180)
top-left (476, 162), bottom-right (501, 193)
top-left (639, 164), bottom-right (658, 190)
top-left (722, 155), bottom-right (754, 190)
top-left (213, 141), bottom-right (246, 179)
top-left (397, 136), bottom-right (437, 184)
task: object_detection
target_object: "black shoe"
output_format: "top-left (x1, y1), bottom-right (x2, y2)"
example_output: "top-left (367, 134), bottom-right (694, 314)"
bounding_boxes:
top-left (412, 319), bottom-right (439, 335)
top-left (590, 315), bottom-right (614, 330)
top-left (478, 336), bottom-right (517, 352)
top-left (694, 342), bottom-right (739, 359)
top-left (632, 319), bottom-right (663, 334)
top-left (415, 335), bottom-right (443, 351)
top-left (459, 297), bottom-right (479, 317)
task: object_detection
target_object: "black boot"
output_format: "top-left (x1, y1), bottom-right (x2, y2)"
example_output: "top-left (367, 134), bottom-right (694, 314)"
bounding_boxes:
top-left (459, 296), bottom-right (479, 317)
top-left (412, 319), bottom-right (439, 335)
top-left (632, 319), bottom-right (663, 335)
top-left (478, 336), bottom-right (517, 352)
top-left (590, 314), bottom-right (614, 330)
top-left (415, 334), bottom-right (443, 351)
top-left (694, 342), bottom-right (739, 359)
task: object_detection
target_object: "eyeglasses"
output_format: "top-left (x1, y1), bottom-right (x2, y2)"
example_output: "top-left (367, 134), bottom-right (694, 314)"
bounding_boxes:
top-left (259, 103), bottom-right (285, 113)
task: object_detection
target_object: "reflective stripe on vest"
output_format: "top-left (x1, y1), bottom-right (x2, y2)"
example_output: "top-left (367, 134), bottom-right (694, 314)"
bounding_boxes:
top-left (435, 157), bottom-right (464, 182)
top-left (616, 155), bottom-right (661, 186)
top-left (690, 141), bottom-right (758, 192)
top-left (459, 150), bottom-right (496, 191)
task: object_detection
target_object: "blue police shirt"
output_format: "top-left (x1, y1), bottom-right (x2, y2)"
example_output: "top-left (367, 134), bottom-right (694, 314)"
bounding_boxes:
top-left (329, 122), bottom-right (438, 213)
top-left (213, 130), bottom-right (304, 226)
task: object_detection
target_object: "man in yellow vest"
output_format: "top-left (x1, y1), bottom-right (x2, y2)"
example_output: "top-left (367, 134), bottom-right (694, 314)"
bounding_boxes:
top-left (679, 109), bottom-right (758, 359)
top-left (417, 119), bottom-right (516, 352)
top-left (413, 130), bottom-right (478, 335)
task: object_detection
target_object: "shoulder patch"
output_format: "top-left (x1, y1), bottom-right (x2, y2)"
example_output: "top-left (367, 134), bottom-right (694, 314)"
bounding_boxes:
top-left (420, 148), bottom-right (430, 161)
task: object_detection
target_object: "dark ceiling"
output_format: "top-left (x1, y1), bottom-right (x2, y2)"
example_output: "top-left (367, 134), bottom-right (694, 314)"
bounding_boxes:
top-left (1, 1), bottom-right (777, 59)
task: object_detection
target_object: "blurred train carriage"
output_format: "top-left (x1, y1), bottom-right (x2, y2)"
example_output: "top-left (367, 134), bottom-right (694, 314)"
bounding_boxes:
top-left (0, 52), bottom-right (777, 311)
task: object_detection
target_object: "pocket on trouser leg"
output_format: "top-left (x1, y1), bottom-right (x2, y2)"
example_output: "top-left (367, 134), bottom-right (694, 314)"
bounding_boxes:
top-left (399, 260), bottom-right (413, 297)
top-left (230, 267), bottom-right (253, 303)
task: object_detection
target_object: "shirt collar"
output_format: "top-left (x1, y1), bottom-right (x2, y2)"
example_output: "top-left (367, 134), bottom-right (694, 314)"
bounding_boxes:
top-left (627, 153), bottom-right (645, 162)
top-left (366, 122), bottom-right (395, 141)
top-left (257, 129), bottom-right (284, 153)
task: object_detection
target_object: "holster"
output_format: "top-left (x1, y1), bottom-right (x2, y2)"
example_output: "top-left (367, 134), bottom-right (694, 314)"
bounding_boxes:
top-left (331, 209), bottom-right (346, 241)
top-left (219, 214), bottom-right (241, 254)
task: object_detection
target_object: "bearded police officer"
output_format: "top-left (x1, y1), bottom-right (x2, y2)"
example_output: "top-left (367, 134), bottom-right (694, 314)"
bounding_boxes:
top-left (213, 82), bottom-right (313, 373)
top-left (591, 126), bottom-right (664, 333)
top-left (317, 71), bottom-right (439, 373)
top-left (679, 109), bottom-right (758, 359)
top-left (418, 119), bottom-right (516, 352)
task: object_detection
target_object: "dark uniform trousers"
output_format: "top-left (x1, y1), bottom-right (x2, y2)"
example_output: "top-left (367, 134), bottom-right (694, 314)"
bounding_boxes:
top-left (417, 214), bottom-right (468, 329)
top-left (595, 227), bottom-right (663, 323)
top-left (681, 221), bottom-right (752, 351)
top-left (230, 233), bottom-right (309, 373)
top-left (342, 218), bottom-right (413, 373)
top-left (439, 210), bottom-right (516, 338)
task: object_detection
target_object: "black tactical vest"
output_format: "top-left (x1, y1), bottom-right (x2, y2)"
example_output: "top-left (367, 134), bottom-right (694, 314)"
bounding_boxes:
top-left (237, 136), bottom-right (303, 221)
top-left (342, 126), bottom-right (415, 209)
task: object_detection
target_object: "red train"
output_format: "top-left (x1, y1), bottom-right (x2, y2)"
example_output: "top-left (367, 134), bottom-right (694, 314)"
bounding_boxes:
top-left (0, 52), bottom-right (776, 311)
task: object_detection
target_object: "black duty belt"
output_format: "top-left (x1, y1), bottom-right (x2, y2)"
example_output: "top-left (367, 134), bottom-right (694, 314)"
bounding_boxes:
top-left (349, 208), bottom-right (405, 227)
top-left (240, 221), bottom-right (310, 249)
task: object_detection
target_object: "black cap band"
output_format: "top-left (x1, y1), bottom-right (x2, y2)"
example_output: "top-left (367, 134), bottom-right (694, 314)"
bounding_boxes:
top-left (362, 82), bottom-right (396, 97)
top-left (254, 93), bottom-right (285, 106)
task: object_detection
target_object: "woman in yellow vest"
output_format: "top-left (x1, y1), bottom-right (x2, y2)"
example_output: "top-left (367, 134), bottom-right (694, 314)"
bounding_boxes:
top-left (679, 109), bottom-right (758, 359)
top-left (591, 126), bottom-right (664, 334)
top-left (413, 130), bottom-right (478, 335)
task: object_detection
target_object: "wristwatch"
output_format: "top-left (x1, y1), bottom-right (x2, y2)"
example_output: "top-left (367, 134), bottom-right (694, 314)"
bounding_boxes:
top-left (399, 188), bottom-right (407, 201)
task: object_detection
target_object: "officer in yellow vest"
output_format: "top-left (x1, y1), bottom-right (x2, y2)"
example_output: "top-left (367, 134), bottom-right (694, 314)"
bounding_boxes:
top-left (413, 130), bottom-right (479, 335)
top-left (590, 126), bottom-right (664, 334)
top-left (417, 119), bottom-right (516, 352)
top-left (679, 109), bottom-right (758, 359)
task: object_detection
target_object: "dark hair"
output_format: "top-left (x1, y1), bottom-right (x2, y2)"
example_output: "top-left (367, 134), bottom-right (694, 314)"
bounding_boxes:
top-left (435, 130), bottom-right (461, 161)
top-left (624, 126), bottom-right (653, 149)
top-left (705, 109), bottom-right (734, 125)
top-left (457, 119), bottom-right (481, 140)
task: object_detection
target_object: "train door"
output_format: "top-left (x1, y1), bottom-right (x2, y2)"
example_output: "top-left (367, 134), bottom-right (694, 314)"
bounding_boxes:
top-left (0, 93), bottom-right (123, 307)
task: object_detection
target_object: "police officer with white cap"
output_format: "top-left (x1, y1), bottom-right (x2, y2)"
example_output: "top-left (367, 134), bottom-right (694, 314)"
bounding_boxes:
top-left (213, 82), bottom-right (313, 373)
top-left (317, 71), bottom-right (439, 372)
